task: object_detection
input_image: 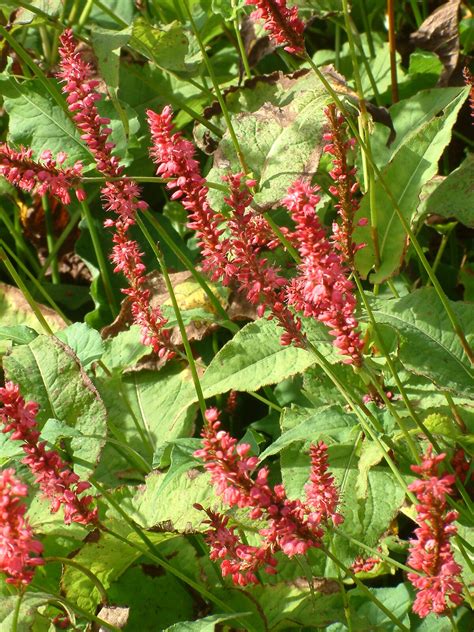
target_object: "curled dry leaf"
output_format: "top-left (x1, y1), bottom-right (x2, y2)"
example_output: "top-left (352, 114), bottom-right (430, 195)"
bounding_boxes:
top-left (0, 282), bottom-right (65, 332)
top-left (410, 0), bottom-right (461, 86)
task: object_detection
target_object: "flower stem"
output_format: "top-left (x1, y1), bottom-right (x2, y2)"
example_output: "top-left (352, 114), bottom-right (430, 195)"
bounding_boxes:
top-left (80, 200), bottom-right (119, 316)
top-left (42, 195), bottom-right (60, 284)
top-left (44, 557), bottom-right (108, 604)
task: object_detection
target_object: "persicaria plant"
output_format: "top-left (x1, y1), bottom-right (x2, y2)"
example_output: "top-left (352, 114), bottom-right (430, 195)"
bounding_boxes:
top-left (0, 2), bottom-right (472, 630)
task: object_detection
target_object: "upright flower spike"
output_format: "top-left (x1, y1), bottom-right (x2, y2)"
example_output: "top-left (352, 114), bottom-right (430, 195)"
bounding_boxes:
top-left (407, 446), bottom-right (463, 618)
top-left (305, 442), bottom-right (344, 526)
top-left (0, 468), bottom-right (43, 586)
top-left (147, 108), bottom-right (303, 347)
top-left (323, 104), bottom-right (367, 267)
top-left (147, 106), bottom-right (230, 281)
top-left (0, 382), bottom-right (98, 526)
top-left (194, 408), bottom-right (344, 584)
top-left (283, 179), bottom-right (364, 365)
top-left (245, 0), bottom-right (305, 55)
top-left (57, 29), bottom-right (172, 357)
top-left (0, 144), bottom-right (85, 204)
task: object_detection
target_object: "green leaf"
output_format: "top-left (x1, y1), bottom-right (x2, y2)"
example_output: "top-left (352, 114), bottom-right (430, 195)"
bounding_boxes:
top-left (163, 614), bottom-right (247, 632)
top-left (130, 18), bottom-right (198, 73)
top-left (100, 325), bottom-right (149, 374)
top-left (0, 592), bottom-right (53, 631)
top-left (349, 584), bottom-right (411, 631)
top-left (420, 154), bottom-right (474, 228)
top-left (260, 405), bottom-right (358, 460)
top-left (371, 288), bottom-right (474, 397)
top-left (91, 27), bottom-right (131, 93)
top-left (201, 318), bottom-right (316, 398)
top-left (355, 87), bottom-right (468, 282)
top-left (61, 522), bottom-right (176, 612)
top-left (3, 335), bottom-right (107, 478)
top-left (1, 75), bottom-right (92, 166)
top-left (93, 364), bottom-right (197, 482)
top-left (130, 468), bottom-right (222, 532)
top-left (56, 322), bottom-right (104, 368)
top-left (204, 71), bottom-right (332, 207)
top-left (0, 325), bottom-right (38, 345)
top-left (0, 282), bottom-right (65, 333)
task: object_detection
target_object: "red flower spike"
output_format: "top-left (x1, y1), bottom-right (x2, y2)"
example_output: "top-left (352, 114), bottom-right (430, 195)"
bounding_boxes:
top-left (0, 468), bottom-right (43, 586)
top-left (283, 179), bottom-right (364, 365)
top-left (194, 408), bottom-right (343, 584)
top-left (0, 144), bottom-right (85, 204)
top-left (0, 382), bottom-right (98, 526)
top-left (245, 0), bottom-right (305, 55)
top-left (323, 104), bottom-right (366, 267)
top-left (57, 29), bottom-right (172, 357)
top-left (305, 442), bottom-right (344, 526)
top-left (407, 446), bottom-right (464, 618)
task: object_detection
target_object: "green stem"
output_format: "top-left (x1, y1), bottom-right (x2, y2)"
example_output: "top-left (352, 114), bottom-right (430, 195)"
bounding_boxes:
top-left (135, 215), bottom-right (207, 419)
top-left (92, 483), bottom-right (257, 631)
top-left (44, 557), bottom-right (108, 605)
top-left (359, 0), bottom-right (375, 57)
top-left (42, 195), bottom-right (60, 284)
top-left (387, 0), bottom-right (399, 103)
top-left (324, 548), bottom-right (410, 632)
top-left (80, 200), bottom-right (119, 316)
top-left (0, 207), bottom-right (41, 274)
top-left (77, 0), bottom-right (94, 32)
top-left (427, 223), bottom-right (456, 287)
top-left (181, 0), bottom-right (249, 174)
top-left (142, 210), bottom-right (238, 333)
top-left (305, 54), bottom-right (474, 363)
top-left (38, 208), bottom-right (82, 281)
top-left (444, 391), bottom-right (467, 433)
top-left (408, 0), bottom-right (423, 27)
top-left (248, 390), bottom-right (283, 412)
top-left (232, 0), bottom-right (252, 80)
top-left (11, 590), bottom-right (24, 632)
top-left (0, 246), bottom-right (54, 334)
top-left (0, 241), bottom-right (70, 325)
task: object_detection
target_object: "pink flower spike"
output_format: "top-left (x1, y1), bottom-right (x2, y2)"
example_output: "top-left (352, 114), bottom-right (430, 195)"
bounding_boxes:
top-left (0, 468), bottom-right (43, 586)
top-left (305, 442), bottom-right (343, 526)
top-left (0, 382), bottom-right (98, 526)
top-left (0, 143), bottom-right (84, 204)
top-left (407, 446), bottom-right (464, 618)
top-left (282, 179), bottom-right (364, 366)
top-left (323, 104), bottom-right (365, 267)
top-left (245, 0), bottom-right (305, 55)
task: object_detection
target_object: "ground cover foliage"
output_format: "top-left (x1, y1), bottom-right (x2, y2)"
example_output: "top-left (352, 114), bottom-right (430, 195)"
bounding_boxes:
top-left (0, 0), bottom-right (473, 630)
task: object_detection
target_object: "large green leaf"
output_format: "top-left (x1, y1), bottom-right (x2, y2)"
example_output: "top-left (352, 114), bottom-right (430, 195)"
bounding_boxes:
top-left (1, 75), bottom-right (92, 166)
top-left (371, 288), bottom-right (474, 397)
top-left (260, 405), bottom-right (358, 460)
top-left (61, 521), bottom-right (176, 612)
top-left (201, 318), bottom-right (316, 398)
top-left (419, 154), bottom-right (474, 228)
top-left (354, 87), bottom-right (468, 282)
top-left (204, 71), bottom-right (332, 207)
top-left (93, 363), bottom-right (197, 482)
top-left (3, 335), bottom-right (107, 478)
top-left (0, 592), bottom-right (53, 631)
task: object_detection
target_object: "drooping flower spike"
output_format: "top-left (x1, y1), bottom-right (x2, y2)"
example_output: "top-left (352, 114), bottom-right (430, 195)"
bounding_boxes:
top-left (407, 446), bottom-right (463, 618)
top-left (57, 29), bottom-right (173, 357)
top-left (194, 408), bottom-right (343, 584)
top-left (0, 468), bottom-right (43, 586)
top-left (0, 381), bottom-right (98, 526)
top-left (0, 144), bottom-right (85, 204)
top-left (245, 0), bottom-right (306, 55)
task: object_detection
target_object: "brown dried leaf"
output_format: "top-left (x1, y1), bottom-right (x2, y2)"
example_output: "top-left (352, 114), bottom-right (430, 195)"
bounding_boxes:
top-left (410, 0), bottom-right (461, 85)
top-left (95, 606), bottom-right (129, 631)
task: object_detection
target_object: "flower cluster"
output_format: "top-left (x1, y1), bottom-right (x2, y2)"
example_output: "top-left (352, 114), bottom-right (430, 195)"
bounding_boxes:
top-left (0, 144), bottom-right (85, 204)
top-left (352, 554), bottom-right (381, 574)
top-left (194, 408), bottom-right (342, 585)
top-left (147, 108), bottom-right (303, 347)
top-left (407, 446), bottom-right (463, 618)
top-left (0, 468), bottom-right (43, 586)
top-left (245, 0), bottom-right (305, 55)
top-left (0, 381), bottom-right (98, 525)
top-left (323, 104), bottom-right (367, 267)
top-left (57, 29), bottom-right (172, 357)
top-left (283, 180), bottom-right (364, 365)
